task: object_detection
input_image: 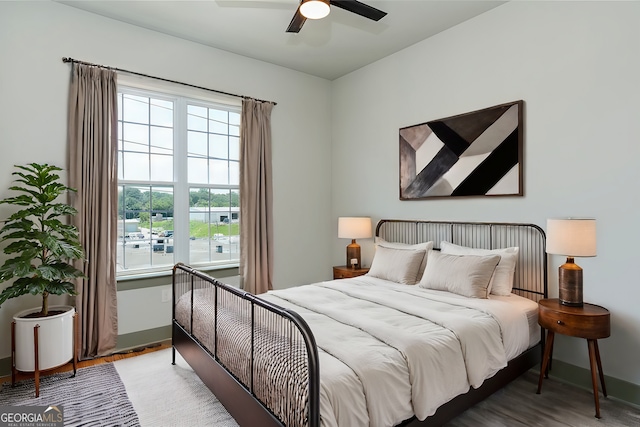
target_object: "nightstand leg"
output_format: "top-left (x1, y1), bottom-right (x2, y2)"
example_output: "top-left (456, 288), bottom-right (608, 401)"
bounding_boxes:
top-left (537, 330), bottom-right (555, 394)
top-left (548, 333), bottom-right (554, 374)
top-left (593, 340), bottom-right (607, 397)
top-left (587, 339), bottom-right (601, 418)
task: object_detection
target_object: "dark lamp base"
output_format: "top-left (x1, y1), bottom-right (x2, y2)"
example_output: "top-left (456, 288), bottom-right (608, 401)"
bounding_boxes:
top-left (559, 257), bottom-right (583, 307)
top-left (560, 300), bottom-right (584, 307)
top-left (346, 240), bottom-right (361, 269)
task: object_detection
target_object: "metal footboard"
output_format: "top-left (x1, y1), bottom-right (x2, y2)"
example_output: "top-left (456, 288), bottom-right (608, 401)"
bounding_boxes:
top-left (172, 263), bottom-right (320, 427)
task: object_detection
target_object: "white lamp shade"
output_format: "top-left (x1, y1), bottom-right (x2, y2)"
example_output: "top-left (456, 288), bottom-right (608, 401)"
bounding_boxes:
top-left (338, 217), bottom-right (372, 239)
top-left (546, 218), bottom-right (597, 257)
top-left (300, 0), bottom-right (330, 20)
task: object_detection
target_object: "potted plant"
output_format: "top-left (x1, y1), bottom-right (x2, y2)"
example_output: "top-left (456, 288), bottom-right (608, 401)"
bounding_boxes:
top-left (0, 163), bottom-right (85, 372)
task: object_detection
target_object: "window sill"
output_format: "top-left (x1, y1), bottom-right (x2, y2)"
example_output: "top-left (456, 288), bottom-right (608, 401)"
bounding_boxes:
top-left (116, 263), bottom-right (240, 291)
top-left (118, 262), bottom-right (239, 281)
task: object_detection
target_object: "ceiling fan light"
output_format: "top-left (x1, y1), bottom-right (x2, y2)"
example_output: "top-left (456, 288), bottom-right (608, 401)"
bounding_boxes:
top-left (300, 0), bottom-right (330, 20)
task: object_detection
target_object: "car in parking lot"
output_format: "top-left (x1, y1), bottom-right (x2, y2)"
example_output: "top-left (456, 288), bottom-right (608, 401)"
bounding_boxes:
top-left (126, 232), bottom-right (145, 240)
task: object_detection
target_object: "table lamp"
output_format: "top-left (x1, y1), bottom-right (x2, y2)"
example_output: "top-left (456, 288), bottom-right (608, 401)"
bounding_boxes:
top-left (546, 218), bottom-right (597, 306)
top-left (338, 217), bottom-right (372, 269)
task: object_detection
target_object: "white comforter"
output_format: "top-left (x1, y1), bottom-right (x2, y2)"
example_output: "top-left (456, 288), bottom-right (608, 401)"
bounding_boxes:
top-left (261, 276), bottom-right (530, 427)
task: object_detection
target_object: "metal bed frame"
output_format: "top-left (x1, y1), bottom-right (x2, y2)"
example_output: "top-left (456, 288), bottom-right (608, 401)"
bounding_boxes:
top-left (172, 220), bottom-right (548, 427)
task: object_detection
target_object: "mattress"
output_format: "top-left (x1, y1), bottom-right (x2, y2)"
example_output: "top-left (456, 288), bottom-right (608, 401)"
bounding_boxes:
top-left (489, 292), bottom-right (540, 350)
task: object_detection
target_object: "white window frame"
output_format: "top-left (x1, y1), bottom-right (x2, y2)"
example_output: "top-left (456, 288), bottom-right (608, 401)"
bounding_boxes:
top-left (116, 76), bottom-right (241, 279)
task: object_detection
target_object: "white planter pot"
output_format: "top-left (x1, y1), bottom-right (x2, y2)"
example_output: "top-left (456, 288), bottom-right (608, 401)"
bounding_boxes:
top-left (13, 305), bottom-right (75, 372)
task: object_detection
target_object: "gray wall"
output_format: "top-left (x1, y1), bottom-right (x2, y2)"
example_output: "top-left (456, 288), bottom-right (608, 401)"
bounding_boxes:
top-left (0, 1), bottom-right (332, 359)
top-left (331, 1), bottom-right (640, 388)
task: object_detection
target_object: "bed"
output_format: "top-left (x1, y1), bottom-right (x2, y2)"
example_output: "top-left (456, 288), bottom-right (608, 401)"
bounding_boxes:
top-left (171, 220), bottom-right (548, 427)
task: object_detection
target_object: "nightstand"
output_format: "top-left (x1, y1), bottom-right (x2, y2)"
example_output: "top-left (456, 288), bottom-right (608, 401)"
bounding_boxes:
top-left (333, 265), bottom-right (369, 280)
top-left (536, 298), bottom-right (610, 418)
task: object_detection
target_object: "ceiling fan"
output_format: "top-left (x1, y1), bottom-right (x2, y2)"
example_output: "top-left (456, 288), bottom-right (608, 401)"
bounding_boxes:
top-left (286, 0), bottom-right (387, 33)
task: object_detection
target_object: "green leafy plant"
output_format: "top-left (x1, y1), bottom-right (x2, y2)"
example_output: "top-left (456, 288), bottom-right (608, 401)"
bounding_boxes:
top-left (0, 163), bottom-right (85, 317)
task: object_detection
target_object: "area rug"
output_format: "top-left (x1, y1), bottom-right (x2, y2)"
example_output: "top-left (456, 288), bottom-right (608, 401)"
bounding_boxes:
top-left (114, 348), bottom-right (238, 427)
top-left (0, 363), bottom-right (139, 426)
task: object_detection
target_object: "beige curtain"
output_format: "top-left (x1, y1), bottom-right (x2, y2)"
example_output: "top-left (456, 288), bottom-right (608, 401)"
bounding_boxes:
top-left (240, 98), bottom-right (275, 295)
top-left (68, 63), bottom-right (119, 358)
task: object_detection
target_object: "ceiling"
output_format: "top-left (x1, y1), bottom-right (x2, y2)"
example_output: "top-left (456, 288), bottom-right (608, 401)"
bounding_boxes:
top-left (57, 0), bottom-right (505, 80)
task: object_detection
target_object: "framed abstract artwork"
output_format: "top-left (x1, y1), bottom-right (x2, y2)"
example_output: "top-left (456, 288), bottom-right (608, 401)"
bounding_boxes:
top-left (399, 100), bottom-right (523, 200)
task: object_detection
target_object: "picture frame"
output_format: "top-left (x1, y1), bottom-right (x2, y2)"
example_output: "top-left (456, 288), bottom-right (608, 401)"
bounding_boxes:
top-left (399, 100), bottom-right (524, 200)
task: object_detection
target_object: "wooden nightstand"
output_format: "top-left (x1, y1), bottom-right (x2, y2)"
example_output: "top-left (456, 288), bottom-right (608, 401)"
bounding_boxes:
top-left (333, 265), bottom-right (369, 280)
top-left (536, 298), bottom-right (611, 418)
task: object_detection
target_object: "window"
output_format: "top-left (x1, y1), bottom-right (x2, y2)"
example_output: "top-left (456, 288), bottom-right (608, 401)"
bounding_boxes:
top-left (116, 86), bottom-right (241, 276)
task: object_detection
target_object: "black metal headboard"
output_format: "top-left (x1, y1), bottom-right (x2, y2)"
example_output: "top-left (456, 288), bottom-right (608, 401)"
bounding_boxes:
top-left (376, 220), bottom-right (548, 302)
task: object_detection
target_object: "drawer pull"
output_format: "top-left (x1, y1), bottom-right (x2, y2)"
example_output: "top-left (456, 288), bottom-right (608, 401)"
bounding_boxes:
top-left (557, 320), bottom-right (564, 325)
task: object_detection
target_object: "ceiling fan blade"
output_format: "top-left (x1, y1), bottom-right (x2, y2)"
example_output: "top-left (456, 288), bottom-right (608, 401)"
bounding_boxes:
top-left (330, 0), bottom-right (387, 21)
top-left (286, 7), bottom-right (307, 33)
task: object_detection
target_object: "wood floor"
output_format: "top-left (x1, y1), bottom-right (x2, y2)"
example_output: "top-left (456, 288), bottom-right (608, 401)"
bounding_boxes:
top-left (0, 341), bottom-right (171, 386)
top-left (445, 369), bottom-right (640, 427)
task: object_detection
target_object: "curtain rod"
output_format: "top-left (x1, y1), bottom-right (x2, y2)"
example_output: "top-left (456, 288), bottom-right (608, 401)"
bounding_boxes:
top-left (62, 57), bottom-right (276, 105)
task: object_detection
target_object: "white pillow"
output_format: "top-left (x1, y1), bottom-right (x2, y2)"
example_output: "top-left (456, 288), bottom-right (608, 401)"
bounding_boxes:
top-left (367, 246), bottom-right (426, 285)
top-left (375, 238), bottom-right (434, 280)
top-left (418, 250), bottom-right (500, 299)
top-left (440, 241), bottom-right (519, 296)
